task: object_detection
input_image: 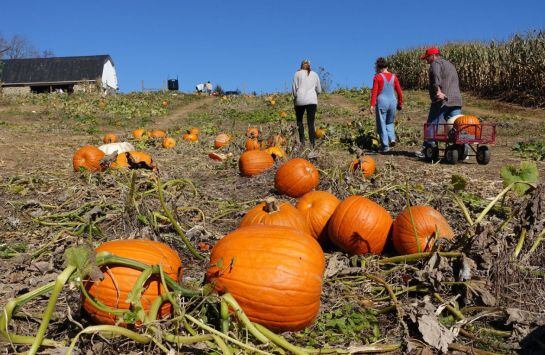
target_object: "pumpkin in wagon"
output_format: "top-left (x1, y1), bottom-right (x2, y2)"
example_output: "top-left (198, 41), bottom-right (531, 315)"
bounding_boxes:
top-left (454, 115), bottom-right (481, 139)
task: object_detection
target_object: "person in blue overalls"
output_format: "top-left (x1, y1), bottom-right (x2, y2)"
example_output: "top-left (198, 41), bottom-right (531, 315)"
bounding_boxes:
top-left (370, 57), bottom-right (403, 153)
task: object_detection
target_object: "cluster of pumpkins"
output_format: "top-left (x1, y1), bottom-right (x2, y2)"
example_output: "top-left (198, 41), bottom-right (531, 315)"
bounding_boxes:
top-left (82, 148), bottom-right (455, 334)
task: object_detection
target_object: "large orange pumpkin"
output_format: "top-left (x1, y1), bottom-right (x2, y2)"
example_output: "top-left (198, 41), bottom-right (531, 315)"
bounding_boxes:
top-left (392, 205), bottom-right (455, 255)
top-left (245, 138), bottom-right (260, 151)
top-left (102, 133), bottom-right (118, 144)
top-left (83, 239), bottom-right (182, 325)
top-left (239, 150), bottom-right (274, 177)
top-left (454, 115), bottom-right (481, 138)
top-left (132, 128), bottom-right (146, 140)
top-left (296, 191), bottom-right (340, 243)
top-left (240, 197), bottom-right (312, 235)
top-left (328, 196), bottom-right (392, 255)
top-left (275, 158), bottom-right (319, 198)
top-left (349, 156), bottom-right (376, 177)
top-left (73, 146), bottom-right (105, 172)
top-left (206, 225), bottom-right (325, 332)
top-left (214, 133), bottom-right (231, 149)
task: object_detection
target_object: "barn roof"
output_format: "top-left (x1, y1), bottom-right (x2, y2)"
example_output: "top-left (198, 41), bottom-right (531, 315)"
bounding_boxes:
top-left (0, 55), bottom-right (113, 85)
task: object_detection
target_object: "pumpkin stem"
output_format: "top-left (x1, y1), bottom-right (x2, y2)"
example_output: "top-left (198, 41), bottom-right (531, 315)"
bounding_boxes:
top-left (263, 197), bottom-right (280, 213)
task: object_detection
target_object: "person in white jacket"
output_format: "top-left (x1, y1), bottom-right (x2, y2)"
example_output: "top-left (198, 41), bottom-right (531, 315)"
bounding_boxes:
top-left (292, 60), bottom-right (322, 147)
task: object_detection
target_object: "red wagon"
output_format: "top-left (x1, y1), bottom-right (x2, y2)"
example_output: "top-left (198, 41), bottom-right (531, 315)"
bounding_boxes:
top-left (422, 122), bottom-right (496, 164)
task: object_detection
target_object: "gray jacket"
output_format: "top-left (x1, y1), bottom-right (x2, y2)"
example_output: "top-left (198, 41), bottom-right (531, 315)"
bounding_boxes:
top-left (429, 58), bottom-right (462, 107)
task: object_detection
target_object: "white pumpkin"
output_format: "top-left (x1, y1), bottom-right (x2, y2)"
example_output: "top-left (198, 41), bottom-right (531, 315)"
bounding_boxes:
top-left (98, 142), bottom-right (135, 155)
top-left (446, 114), bottom-right (464, 131)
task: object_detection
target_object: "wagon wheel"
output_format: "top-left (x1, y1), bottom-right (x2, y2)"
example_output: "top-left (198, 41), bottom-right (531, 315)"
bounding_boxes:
top-left (445, 146), bottom-right (459, 165)
top-left (477, 146), bottom-right (490, 165)
top-left (424, 145), bottom-right (440, 162)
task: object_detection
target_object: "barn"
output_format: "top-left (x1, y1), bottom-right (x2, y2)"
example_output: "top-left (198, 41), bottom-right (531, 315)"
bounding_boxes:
top-left (0, 55), bottom-right (118, 95)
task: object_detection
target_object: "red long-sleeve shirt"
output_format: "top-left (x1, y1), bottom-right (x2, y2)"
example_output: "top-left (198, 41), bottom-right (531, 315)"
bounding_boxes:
top-left (370, 72), bottom-right (403, 107)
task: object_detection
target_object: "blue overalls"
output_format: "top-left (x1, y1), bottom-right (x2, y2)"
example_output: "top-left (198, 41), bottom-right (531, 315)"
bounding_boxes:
top-left (376, 73), bottom-right (397, 149)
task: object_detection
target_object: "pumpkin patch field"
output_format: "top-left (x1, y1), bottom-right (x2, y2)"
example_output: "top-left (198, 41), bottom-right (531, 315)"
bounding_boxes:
top-left (1, 89), bottom-right (545, 354)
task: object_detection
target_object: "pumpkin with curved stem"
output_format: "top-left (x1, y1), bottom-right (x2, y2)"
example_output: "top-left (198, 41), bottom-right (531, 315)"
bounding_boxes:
top-left (296, 191), bottom-right (340, 242)
top-left (246, 127), bottom-right (259, 139)
top-left (188, 128), bottom-right (200, 135)
top-left (275, 158), bottom-right (319, 198)
top-left (392, 205), bottom-right (454, 255)
top-left (328, 195), bottom-right (392, 255)
top-left (265, 146), bottom-right (286, 160)
top-left (245, 138), bottom-right (260, 151)
top-left (73, 146), bottom-right (105, 172)
top-left (83, 239), bottom-right (182, 325)
top-left (349, 156), bottom-right (376, 177)
top-left (240, 197), bottom-right (312, 235)
top-left (132, 128), bottom-right (146, 140)
top-left (182, 133), bottom-right (199, 142)
top-left (454, 115), bottom-right (481, 138)
top-left (162, 137), bottom-right (176, 149)
top-left (102, 133), bottom-right (118, 144)
top-left (239, 150), bottom-right (274, 177)
top-left (206, 225), bottom-right (325, 332)
top-left (214, 133), bottom-right (231, 149)
top-left (315, 128), bottom-right (326, 139)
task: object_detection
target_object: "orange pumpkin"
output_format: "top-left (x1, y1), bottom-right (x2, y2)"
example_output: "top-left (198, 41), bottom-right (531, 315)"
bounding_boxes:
top-left (267, 134), bottom-right (286, 147)
top-left (315, 128), bottom-right (326, 139)
top-left (454, 115), bottom-right (481, 138)
top-left (275, 158), bottom-right (319, 198)
top-left (188, 128), bottom-right (200, 135)
top-left (111, 151), bottom-right (154, 170)
top-left (149, 129), bottom-right (167, 139)
top-left (214, 133), bottom-right (231, 149)
top-left (296, 191), bottom-right (340, 242)
top-left (102, 133), bottom-right (118, 144)
top-left (83, 239), bottom-right (182, 325)
top-left (182, 133), bottom-right (199, 142)
top-left (279, 111), bottom-right (288, 118)
top-left (73, 146), bottom-right (105, 172)
top-left (328, 196), bottom-right (393, 255)
top-left (162, 137), bottom-right (176, 149)
top-left (265, 146), bottom-right (286, 160)
top-left (392, 206), bottom-right (455, 255)
top-left (132, 128), bottom-right (146, 140)
top-left (207, 225), bottom-right (324, 332)
top-left (349, 156), bottom-right (376, 177)
top-left (239, 150), bottom-right (274, 177)
top-left (240, 197), bottom-right (312, 235)
top-left (246, 127), bottom-right (259, 139)
top-left (162, 100), bottom-right (169, 108)
top-left (245, 138), bottom-right (260, 151)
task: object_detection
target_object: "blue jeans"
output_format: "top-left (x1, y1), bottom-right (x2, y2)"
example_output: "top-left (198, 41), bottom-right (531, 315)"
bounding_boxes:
top-left (424, 104), bottom-right (462, 146)
top-left (376, 103), bottom-right (397, 149)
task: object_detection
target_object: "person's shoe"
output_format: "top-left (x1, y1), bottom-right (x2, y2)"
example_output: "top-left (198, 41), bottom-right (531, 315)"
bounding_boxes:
top-left (379, 147), bottom-right (391, 154)
top-left (415, 149), bottom-right (426, 158)
top-left (390, 141), bottom-right (396, 148)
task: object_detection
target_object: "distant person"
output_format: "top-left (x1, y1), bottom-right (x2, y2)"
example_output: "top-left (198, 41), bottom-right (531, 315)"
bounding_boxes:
top-left (205, 81), bottom-right (212, 95)
top-left (196, 83), bottom-right (204, 93)
top-left (370, 57), bottom-right (403, 153)
top-left (292, 59), bottom-right (322, 147)
top-left (416, 47), bottom-right (463, 158)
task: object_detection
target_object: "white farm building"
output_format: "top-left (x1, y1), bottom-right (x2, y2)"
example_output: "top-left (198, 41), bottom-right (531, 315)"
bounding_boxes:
top-left (0, 55), bottom-right (118, 94)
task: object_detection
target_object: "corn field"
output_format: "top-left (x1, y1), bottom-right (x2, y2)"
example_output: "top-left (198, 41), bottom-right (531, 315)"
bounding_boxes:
top-left (387, 30), bottom-right (545, 107)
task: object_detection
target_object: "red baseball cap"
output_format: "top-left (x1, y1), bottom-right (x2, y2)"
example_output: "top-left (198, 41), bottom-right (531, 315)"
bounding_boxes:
top-left (420, 47), bottom-right (440, 59)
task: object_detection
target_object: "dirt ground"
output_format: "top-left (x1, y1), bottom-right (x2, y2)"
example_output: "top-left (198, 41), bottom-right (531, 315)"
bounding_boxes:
top-left (1, 91), bottom-right (544, 354)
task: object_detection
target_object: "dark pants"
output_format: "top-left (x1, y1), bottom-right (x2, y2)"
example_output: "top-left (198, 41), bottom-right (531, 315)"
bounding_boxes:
top-left (294, 104), bottom-right (317, 146)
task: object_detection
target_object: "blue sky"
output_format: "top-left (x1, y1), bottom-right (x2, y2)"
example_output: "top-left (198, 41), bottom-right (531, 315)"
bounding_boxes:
top-left (2, 0), bottom-right (544, 93)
